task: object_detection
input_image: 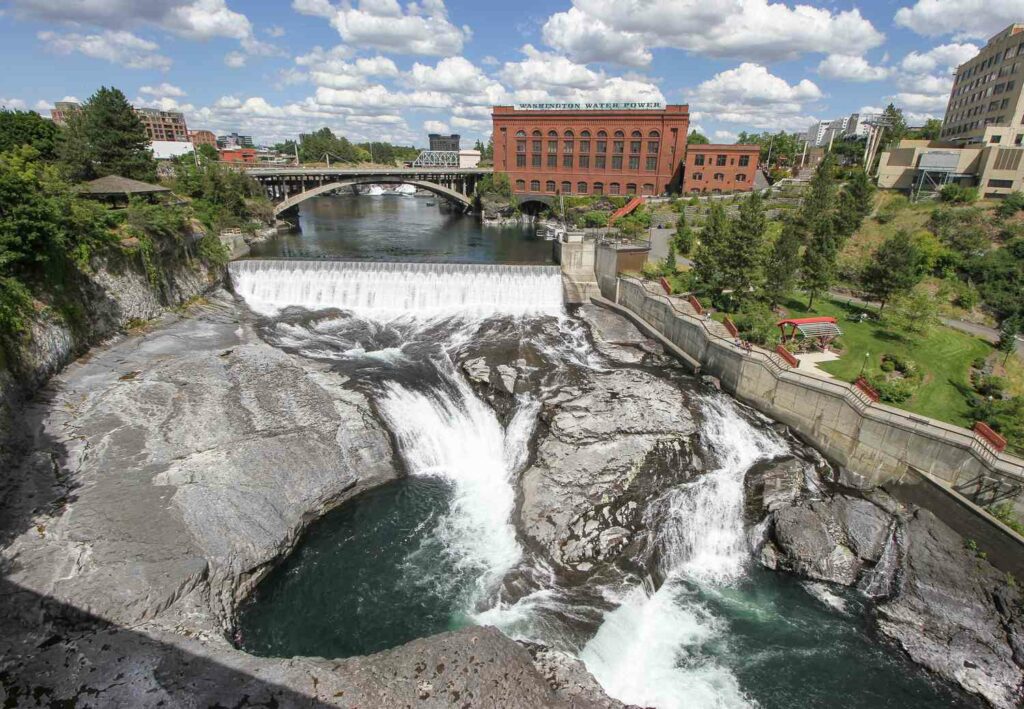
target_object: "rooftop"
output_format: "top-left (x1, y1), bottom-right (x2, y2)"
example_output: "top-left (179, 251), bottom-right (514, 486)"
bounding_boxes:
top-left (79, 175), bottom-right (170, 196)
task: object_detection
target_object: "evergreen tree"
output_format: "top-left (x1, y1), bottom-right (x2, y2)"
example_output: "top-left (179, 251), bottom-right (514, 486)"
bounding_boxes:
top-left (861, 230), bottom-right (925, 311)
top-left (75, 87), bottom-right (156, 181)
top-left (665, 242), bottom-right (677, 272)
top-left (998, 316), bottom-right (1021, 364)
top-left (800, 214), bottom-right (838, 309)
top-left (834, 189), bottom-right (862, 240)
top-left (881, 103), bottom-right (908, 148)
top-left (673, 211), bottom-right (694, 255)
top-left (800, 153), bottom-right (837, 225)
top-left (687, 131), bottom-right (710, 144)
top-left (845, 168), bottom-right (875, 220)
top-left (724, 192), bottom-right (766, 301)
top-left (763, 217), bottom-right (803, 308)
top-left (693, 202), bottom-right (730, 296)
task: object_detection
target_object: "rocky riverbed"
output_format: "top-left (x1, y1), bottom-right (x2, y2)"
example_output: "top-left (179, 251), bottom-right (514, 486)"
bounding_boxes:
top-left (1, 294), bottom-right (1022, 708)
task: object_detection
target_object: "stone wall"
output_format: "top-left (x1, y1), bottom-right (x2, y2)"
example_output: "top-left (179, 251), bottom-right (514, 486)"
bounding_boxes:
top-left (612, 277), bottom-right (1024, 567)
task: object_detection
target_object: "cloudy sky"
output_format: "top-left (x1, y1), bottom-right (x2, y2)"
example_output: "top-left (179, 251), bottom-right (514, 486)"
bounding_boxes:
top-left (0, 0), bottom-right (1020, 147)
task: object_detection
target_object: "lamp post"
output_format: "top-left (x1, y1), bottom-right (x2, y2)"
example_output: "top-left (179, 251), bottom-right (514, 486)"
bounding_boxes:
top-left (859, 351), bottom-right (870, 378)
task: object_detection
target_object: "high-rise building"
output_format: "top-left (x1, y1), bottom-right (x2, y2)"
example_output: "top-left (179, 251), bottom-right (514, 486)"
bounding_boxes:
top-left (428, 133), bottom-right (461, 151)
top-left (135, 108), bottom-right (189, 142)
top-left (217, 132), bottom-right (254, 149)
top-left (50, 101), bottom-right (81, 126)
top-left (941, 24), bottom-right (1024, 145)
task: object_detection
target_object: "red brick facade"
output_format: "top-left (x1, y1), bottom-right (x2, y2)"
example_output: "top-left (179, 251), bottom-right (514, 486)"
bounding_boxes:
top-left (491, 105), bottom-right (689, 198)
top-left (219, 148), bottom-right (256, 164)
top-left (682, 144), bottom-right (760, 194)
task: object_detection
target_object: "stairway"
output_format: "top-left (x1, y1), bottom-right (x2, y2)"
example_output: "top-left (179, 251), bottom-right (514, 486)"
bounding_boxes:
top-left (608, 196), bottom-right (645, 225)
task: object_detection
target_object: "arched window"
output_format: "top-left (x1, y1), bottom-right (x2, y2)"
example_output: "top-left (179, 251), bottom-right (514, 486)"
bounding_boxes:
top-left (609, 182), bottom-right (621, 195)
top-left (515, 130), bottom-right (526, 137)
top-left (580, 130), bottom-right (591, 137)
top-left (736, 174), bottom-right (747, 182)
top-left (714, 173), bottom-right (725, 181)
top-left (631, 130), bottom-right (642, 137)
top-left (593, 182), bottom-right (604, 195)
top-left (530, 179), bottom-right (540, 191)
top-left (648, 130), bottom-right (660, 138)
top-left (548, 130), bottom-right (558, 137)
top-left (614, 130), bottom-right (625, 137)
top-left (531, 129), bottom-right (542, 136)
top-left (597, 130), bottom-right (607, 138)
top-left (515, 179), bottom-right (526, 191)
top-left (545, 180), bottom-right (556, 192)
top-left (577, 181), bottom-right (588, 194)
top-left (564, 129), bottom-right (574, 137)
top-left (642, 183), bottom-right (655, 195)
top-left (561, 181), bottom-right (572, 194)
top-left (626, 183), bottom-right (637, 195)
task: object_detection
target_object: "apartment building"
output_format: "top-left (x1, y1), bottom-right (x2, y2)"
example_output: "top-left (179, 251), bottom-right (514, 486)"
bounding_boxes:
top-left (941, 24), bottom-right (1024, 145)
top-left (135, 108), bottom-right (189, 142)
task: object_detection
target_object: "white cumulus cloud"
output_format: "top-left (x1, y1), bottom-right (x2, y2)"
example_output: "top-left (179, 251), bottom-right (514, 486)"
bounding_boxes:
top-left (817, 54), bottom-right (890, 82)
top-left (895, 0), bottom-right (1024, 40)
top-left (687, 62), bottom-right (822, 131)
top-left (38, 29), bottom-right (172, 70)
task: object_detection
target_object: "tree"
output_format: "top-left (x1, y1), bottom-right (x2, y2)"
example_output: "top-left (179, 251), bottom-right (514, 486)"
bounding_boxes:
top-left (736, 130), bottom-right (802, 166)
top-left (861, 230), bottom-right (926, 311)
top-left (763, 217), bottom-right (803, 308)
top-left (196, 143), bottom-right (219, 163)
top-left (693, 202), bottom-right (730, 296)
top-left (0, 109), bottom-right (60, 160)
top-left (800, 215), bottom-right (838, 309)
top-left (887, 284), bottom-right (940, 336)
top-left (723, 192), bottom-right (766, 302)
top-left (673, 211), bottom-right (695, 255)
top-left (881, 103), bottom-right (908, 147)
top-left (845, 169), bottom-right (874, 220)
top-left (998, 317), bottom-right (1021, 364)
top-left (800, 153), bottom-right (838, 224)
top-left (61, 86), bottom-right (156, 182)
top-left (665, 242), bottom-right (677, 272)
top-left (688, 131), bottom-right (710, 144)
top-left (913, 118), bottom-right (943, 141)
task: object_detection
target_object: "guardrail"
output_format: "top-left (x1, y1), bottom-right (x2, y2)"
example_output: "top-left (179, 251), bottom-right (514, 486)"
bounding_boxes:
top-left (615, 275), bottom-right (1024, 492)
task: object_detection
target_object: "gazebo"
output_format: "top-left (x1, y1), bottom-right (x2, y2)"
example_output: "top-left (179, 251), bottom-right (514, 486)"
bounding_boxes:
top-left (776, 316), bottom-right (842, 348)
top-left (78, 175), bottom-right (170, 208)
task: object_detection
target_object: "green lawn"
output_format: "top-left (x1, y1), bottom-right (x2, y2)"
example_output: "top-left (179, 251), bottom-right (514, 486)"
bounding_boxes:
top-left (779, 295), bottom-right (992, 427)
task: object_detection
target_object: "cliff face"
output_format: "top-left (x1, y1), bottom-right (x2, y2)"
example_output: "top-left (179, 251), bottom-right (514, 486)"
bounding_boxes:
top-left (0, 228), bottom-right (224, 458)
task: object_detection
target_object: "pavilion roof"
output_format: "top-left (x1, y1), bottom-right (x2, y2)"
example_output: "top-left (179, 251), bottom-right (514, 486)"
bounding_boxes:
top-left (79, 175), bottom-right (170, 196)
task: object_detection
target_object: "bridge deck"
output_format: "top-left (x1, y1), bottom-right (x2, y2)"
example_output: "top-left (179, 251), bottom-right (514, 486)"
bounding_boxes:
top-left (247, 167), bottom-right (492, 176)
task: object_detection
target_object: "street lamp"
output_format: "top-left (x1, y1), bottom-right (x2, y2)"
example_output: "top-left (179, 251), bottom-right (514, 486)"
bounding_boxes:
top-left (859, 351), bottom-right (870, 377)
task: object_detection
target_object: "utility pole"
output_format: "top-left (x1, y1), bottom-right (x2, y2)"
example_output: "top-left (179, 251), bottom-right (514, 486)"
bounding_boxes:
top-left (294, 142), bottom-right (299, 166)
top-left (765, 134), bottom-right (775, 167)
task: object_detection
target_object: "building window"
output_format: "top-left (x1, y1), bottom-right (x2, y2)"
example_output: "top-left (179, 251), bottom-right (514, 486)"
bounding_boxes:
top-left (564, 140), bottom-right (574, 153)
top-left (609, 182), bottom-right (621, 195)
top-left (626, 183), bottom-right (637, 195)
top-left (645, 156), bottom-right (657, 171)
top-left (532, 155), bottom-right (541, 167)
top-left (739, 155), bottom-right (750, 167)
top-left (580, 140), bottom-right (590, 153)
top-left (595, 156), bottom-right (606, 169)
top-left (516, 141), bottom-right (526, 153)
top-left (642, 183), bottom-right (655, 195)
top-left (629, 156), bottom-right (640, 169)
top-left (547, 155), bottom-right (557, 167)
top-left (613, 140), bottom-right (624, 154)
top-left (532, 140), bottom-right (541, 152)
top-left (581, 130), bottom-right (591, 138)
top-left (647, 141), bottom-right (659, 154)
top-left (714, 173), bottom-right (725, 181)
top-left (597, 130), bottom-right (607, 138)
top-left (649, 130), bottom-right (660, 138)
top-left (530, 180), bottom-right (540, 192)
top-left (736, 174), bottom-right (747, 182)
top-left (516, 154), bottom-right (526, 167)
top-left (1016, 134), bottom-right (1024, 145)
top-left (694, 154), bottom-right (705, 166)
top-left (579, 155), bottom-right (590, 168)
top-left (564, 129), bottom-right (574, 137)
top-left (546, 180), bottom-right (556, 192)
top-left (548, 140), bottom-right (557, 153)
top-left (989, 178), bottom-right (1014, 188)
top-left (548, 130), bottom-right (557, 137)
top-left (597, 140), bottom-right (607, 153)
top-left (991, 134), bottom-right (1002, 143)
top-left (561, 181), bottom-right (572, 194)
top-left (577, 182), bottom-right (588, 193)
top-left (563, 155), bottom-right (573, 168)
top-left (593, 182), bottom-right (604, 195)
top-left (515, 130), bottom-right (526, 137)
top-left (716, 155), bottom-right (727, 166)
top-left (515, 179), bottom-right (525, 191)
top-left (612, 155), bottom-right (623, 169)
top-left (630, 140), bottom-right (641, 154)
top-left (614, 130), bottom-right (625, 137)
top-left (692, 172), bottom-right (703, 180)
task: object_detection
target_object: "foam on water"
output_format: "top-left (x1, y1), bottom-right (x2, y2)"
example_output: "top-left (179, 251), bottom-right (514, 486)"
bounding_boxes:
top-left (229, 259), bottom-right (564, 318)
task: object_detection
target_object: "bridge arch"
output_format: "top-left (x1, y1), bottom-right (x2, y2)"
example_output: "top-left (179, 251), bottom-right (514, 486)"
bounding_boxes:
top-left (273, 177), bottom-right (474, 216)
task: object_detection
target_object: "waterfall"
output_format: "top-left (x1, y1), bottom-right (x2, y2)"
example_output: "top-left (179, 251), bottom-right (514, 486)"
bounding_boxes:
top-left (374, 359), bottom-right (539, 609)
top-left (580, 397), bottom-right (787, 709)
top-left (229, 260), bottom-right (564, 318)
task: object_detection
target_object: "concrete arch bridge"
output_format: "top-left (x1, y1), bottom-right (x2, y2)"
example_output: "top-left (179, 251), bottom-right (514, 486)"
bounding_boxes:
top-left (245, 167), bottom-right (491, 217)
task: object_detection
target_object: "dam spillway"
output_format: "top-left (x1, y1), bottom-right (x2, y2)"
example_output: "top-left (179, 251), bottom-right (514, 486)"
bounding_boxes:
top-left (228, 259), bottom-right (564, 318)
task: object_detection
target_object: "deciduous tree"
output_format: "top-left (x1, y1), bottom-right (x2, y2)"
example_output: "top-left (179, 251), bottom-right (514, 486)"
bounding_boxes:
top-left (861, 230), bottom-right (925, 311)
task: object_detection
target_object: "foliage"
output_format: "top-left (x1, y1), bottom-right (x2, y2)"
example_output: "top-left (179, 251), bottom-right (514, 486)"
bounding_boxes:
top-left (928, 206), bottom-right (990, 260)
top-left (580, 210), bottom-right (609, 228)
top-left (61, 86), bottom-right (156, 183)
top-left (196, 234), bottom-right (230, 268)
top-left (861, 230), bottom-right (926, 310)
top-left (687, 131), bottom-right (710, 144)
top-left (938, 183), bottom-right (979, 203)
top-left (910, 118), bottom-right (943, 141)
top-left (297, 127), bottom-right (363, 163)
top-left (355, 141), bottom-right (419, 165)
top-left (673, 212), bottom-right (694, 255)
top-left (173, 158), bottom-right (269, 233)
top-left (886, 284), bottom-right (941, 336)
top-left (998, 316), bottom-right (1021, 363)
top-left (476, 172), bottom-right (513, 199)
top-left (722, 191), bottom-right (766, 304)
top-left (800, 213), bottom-right (838, 309)
top-left (0, 109), bottom-right (60, 160)
top-left (971, 395), bottom-right (1024, 455)
top-left (665, 243), bottom-right (677, 271)
top-left (997, 191), bottom-right (1024, 218)
top-left (964, 236), bottom-right (1024, 321)
top-left (732, 303), bottom-right (780, 346)
top-left (989, 503), bottom-right (1024, 536)
top-left (735, 130), bottom-right (803, 166)
top-left (881, 103), bottom-right (909, 147)
top-left (762, 217), bottom-right (803, 307)
top-left (693, 202), bottom-right (730, 296)
top-left (196, 143), bottom-right (219, 163)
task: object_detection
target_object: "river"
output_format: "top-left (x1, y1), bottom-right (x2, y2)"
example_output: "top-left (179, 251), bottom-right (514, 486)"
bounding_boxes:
top-left (233, 194), bottom-right (979, 708)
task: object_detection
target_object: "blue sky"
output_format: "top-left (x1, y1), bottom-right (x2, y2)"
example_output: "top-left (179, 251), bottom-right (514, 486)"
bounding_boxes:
top-left (0, 0), bottom-right (1021, 147)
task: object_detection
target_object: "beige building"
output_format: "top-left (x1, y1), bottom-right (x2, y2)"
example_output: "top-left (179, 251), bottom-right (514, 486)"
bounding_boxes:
top-left (941, 24), bottom-right (1024, 145)
top-left (877, 140), bottom-right (1024, 196)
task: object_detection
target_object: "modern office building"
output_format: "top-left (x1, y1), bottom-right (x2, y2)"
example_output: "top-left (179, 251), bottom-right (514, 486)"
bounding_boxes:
top-left (428, 133), bottom-right (461, 151)
top-left (491, 103), bottom-right (692, 197)
top-left (682, 144), bottom-right (761, 194)
top-left (217, 132), bottom-right (255, 149)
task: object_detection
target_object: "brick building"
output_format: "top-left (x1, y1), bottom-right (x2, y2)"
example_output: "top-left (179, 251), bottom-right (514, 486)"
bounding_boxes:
top-left (135, 108), bottom-right (189, 142)
top-left (219, 147), bottom-right (257, 164)
top-left (682, 143), bottom-right (761, 194)
top-left (50, 101), bottom-right (81, 126)
top-left (189, 130), bottom-right (217, 148)
top-left (491, 104), bottom-right (690, 198)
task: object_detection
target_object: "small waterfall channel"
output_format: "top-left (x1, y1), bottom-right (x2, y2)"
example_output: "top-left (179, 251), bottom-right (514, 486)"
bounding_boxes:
top-left (231, 259), bottom-right (978, 709)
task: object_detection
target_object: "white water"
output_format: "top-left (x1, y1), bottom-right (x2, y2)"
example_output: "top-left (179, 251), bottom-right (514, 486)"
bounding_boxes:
top-left (581, 397), bottom-right (787, 709)
top-left (375, 359), bottom-right (539, 607)
top-left (229, 260), bottom-right (564, 318)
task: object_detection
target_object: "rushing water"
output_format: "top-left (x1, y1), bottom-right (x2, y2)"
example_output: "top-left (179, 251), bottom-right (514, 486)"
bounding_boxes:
top-left (251, 191), bottom-right (553, 264)
top-left (234, 202), bottom-right (979, 708)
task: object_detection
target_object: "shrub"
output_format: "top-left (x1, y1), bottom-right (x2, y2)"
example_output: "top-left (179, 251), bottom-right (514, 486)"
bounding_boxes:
top-left (581, 210), bottom-right (608, 228)
top-left (196, 234), bottom-right (229, 268)
top-left (974, 374), bottom-right (1007, 398)
top-left (938, 183), bottom-right (979, 203)
top-left (731, 303), bottom-right (780, 347)
top-left (990, 502), bottom-right (1024, 536)
top-left (866, 373), bottom-right (918, 403)
top-left (996, 191), bottom-right (1024, 218)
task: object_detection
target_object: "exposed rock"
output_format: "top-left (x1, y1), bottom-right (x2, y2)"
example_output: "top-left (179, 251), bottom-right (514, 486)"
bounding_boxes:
top-left (577, 304), bottom-right (666, 365)
top-left (764, 502), bottom-right (861, 585)
top-left (833, 495), bottom-right (890, 562)
top-left (522, 643), bottom-right (627, 708)
top-left (462, 356), bottom-right (491, 386)
top-left (520, 368), bottom-right (697, 571)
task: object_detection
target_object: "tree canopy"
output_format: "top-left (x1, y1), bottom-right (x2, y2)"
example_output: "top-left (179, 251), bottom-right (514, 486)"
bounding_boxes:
top-left (0, 109), bottom-right (61, 160)
top-left (61, 86), bottom-right (156, 182)
top-left (687, 131), bottom-right (710, 145)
